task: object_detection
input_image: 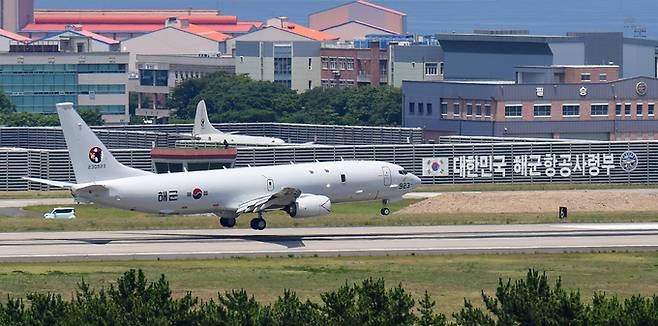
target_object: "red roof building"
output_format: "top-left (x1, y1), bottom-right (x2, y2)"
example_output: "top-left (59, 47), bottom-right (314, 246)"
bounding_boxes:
top-left (21, 10), bottom-right (258, 40)
top-left (308, 0), bottom-right (406, 39)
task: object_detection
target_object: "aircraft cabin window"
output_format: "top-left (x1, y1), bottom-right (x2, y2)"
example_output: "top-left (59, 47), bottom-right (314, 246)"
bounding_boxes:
top-left (340, 174), bottom-right (346, 183)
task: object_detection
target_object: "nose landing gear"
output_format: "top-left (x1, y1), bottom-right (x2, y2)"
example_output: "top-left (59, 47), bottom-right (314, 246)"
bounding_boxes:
top-left (380, 199), bottom-right (390, 216)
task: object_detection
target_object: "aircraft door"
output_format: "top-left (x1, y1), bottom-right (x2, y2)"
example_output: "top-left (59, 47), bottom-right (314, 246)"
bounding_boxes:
top-left (382, 167), bottom-right (391, 186)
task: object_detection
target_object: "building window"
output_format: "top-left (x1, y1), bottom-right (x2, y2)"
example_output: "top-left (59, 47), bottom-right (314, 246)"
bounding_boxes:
top-left (308, 58), bottom-right (312, 70)
top-left (418, 102), bottom-right (424, 115)
top-left (424, 62), bottom-right (438, 76)
top-left (615, 103), bottom-right (622, 116)
top-left (408, 102), bottom-right (415, 114)
top-left (562, 104), bottom-right (580, 117)
top-left (475, 104), bottom-right (482, 117)
top-left (505, 104), bottom-right (522, 118)
top-left (637, 103), bottom-right (643, 116)
top-left (591, 104), bottom-right (608, 116)
top-left (625, 103), bottom-right (631, 116)
top-left (466, 103), bottom-right (473, 116)
top-left (427, 103), bottom-right (433, 115)
top-left (439, 102), bottom-right (446, 116)
top-left (453, 103), bottom-right (460, 116)
top-left (338, 57), bottom-right (346, 70)
top-left (240, 56), bottom-right (244, 63)
top-left (580, 73), bottom-right (591, 82)
top-left (599, 73), bottom-right (607, 81)
top-left (484, 104), bottom-right (491, 117)
top-left (533, 104), bottom-right (551, 117)
top-left (439, 62), bottom-right (444, 75)
top-left (321, 57), bottom-right (329, 69)
top-left (649, 103), bottom-right (655, 116)
top-left (346, 58), bottom-right (354, 70)
top-left (329, 57), bottom-right (336, 70)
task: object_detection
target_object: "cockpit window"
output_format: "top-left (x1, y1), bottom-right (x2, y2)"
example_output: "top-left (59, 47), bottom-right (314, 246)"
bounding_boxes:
top-left (398, 169), bottom-right (407, 175)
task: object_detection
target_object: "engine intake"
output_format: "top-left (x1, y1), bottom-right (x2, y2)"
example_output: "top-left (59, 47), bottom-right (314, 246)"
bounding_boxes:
top-left (286, 195), bottom-right (332, 218)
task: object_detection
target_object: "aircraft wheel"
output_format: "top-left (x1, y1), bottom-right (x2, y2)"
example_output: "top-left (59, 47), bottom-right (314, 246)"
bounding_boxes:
top-left (219, 217), bottom-right (236, 228)
top-left (380, 207), bottom-right (391, 216)
top-left (250, 217), bottom-right (266, 230)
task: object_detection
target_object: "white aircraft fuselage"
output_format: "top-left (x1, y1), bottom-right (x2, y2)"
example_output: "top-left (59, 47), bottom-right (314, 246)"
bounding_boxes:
top-left (75, 160), bottom-right (418, 216)
top-left (26, 102), bottom-right (421, 230)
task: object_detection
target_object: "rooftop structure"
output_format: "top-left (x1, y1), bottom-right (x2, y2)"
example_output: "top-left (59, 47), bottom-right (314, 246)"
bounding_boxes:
top-left (309, 0), bottom-right (406, 36)
top-left (21, 9), bottom-right (259, 40)
top-left (120, 18), bottom-right (231, 72)
top-left (265, 17), bottom-right (338, 41)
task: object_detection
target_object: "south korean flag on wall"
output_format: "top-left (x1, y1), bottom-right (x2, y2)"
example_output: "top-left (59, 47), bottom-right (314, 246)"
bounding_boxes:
top-left (422, 157), bottom-right (449, 177)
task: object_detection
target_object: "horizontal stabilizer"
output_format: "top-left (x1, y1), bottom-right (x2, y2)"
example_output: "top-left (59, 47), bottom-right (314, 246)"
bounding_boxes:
top-left (22, 177), bottom-right (75, 189)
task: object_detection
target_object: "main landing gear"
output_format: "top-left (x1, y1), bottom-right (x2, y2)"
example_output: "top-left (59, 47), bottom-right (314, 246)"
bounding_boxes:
top-left (250, 212), bottom-right (267, 230)
top-left (380, 199), bottom-right (390, 216)
top-left (219, 217), bottom-right (236, 228)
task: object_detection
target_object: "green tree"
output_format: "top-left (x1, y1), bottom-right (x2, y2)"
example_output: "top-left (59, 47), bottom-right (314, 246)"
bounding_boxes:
top-left (79, 108), bottom-right (104, 126)
top-left (417, 291), bottom-right (447, 326)
top-left (0, 91), bottom-right (14, 115)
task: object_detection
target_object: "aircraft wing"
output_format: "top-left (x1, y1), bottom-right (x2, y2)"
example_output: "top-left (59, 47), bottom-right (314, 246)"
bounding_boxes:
top-left (22, 177), bottom-right (75, 189)
top-left (236, 187), bottom-right (301, 214)
top-left (73, 183), bottom-right (109, 194)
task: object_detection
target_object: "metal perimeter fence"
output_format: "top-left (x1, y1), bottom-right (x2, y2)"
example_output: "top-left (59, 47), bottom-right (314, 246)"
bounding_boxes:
top-left (4, 140), bottom-right (655, 191)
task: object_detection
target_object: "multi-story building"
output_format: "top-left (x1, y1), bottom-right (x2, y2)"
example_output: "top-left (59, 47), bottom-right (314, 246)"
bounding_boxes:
top-left (387, 31), bottom-right (658, 87)
top-left (230, 17), bottom-right (335, 92)
top-left (0, 42), bottom-right (129, 123)
top-left (0, 0), bottom-right (32, 33)
top-left (388, 44), bottom-right (443, 87)
top-left (403, 66), bottom-right (658, 141)
top-left (235, 40), bottom-right (321, 91)
top-left (320, 40), bottom-right (387, 87)
top-left (134, 54), bottom-right (235, 122)
top-left (120, 17), bottom-right (231, 73)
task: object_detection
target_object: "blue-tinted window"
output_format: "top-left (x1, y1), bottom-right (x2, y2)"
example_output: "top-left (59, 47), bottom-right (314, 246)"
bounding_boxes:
top-left (562, 104), bottom-right (580, 117)
top-left (591, 104), bottom-right (608, 116)
top-left (505, 105), bottom-right (522, 117)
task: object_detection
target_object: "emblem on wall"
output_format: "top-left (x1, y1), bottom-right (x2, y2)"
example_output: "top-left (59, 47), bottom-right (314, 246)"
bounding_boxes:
top-left (536, 87), bottom-right (544, 97)
top-left (620, 151), bottom-right (638, 173)
top-left (636, 81), bottom-right (648, 96)
top-left (579, 86), bottom-right (588, 96)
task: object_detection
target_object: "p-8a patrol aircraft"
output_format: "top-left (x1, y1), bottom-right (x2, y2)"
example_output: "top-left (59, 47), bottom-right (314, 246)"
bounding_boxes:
top-left (24, 103), bottom-right (421, 230)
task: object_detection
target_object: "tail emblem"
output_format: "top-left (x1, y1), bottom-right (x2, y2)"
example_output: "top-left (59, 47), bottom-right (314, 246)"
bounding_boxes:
top-left (88, 146), bottom-right (103, 163)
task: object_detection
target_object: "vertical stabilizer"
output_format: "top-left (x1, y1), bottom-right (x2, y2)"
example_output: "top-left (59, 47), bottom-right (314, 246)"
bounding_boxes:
top-left (56, 102), bottom-right (151, 183)
top-left (193, 100), bottom-right (222, 136)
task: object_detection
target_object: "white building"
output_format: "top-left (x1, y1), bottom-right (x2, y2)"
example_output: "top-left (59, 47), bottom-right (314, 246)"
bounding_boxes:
top-left (121, 18), bottom-right (231, 72)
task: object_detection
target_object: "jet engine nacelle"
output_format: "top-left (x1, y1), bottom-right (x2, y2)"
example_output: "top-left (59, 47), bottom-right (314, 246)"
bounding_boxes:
top-left (286, 195), bottom-right (332, 218)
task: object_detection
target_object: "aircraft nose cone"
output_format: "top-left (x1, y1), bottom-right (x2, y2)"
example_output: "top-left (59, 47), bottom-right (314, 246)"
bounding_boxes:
top-left (409, 173), bottom-right (422, 188)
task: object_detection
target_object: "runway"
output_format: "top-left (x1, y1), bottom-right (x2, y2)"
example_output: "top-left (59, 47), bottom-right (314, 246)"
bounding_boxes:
top-left (2, 223), bottom-right (658, 262)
